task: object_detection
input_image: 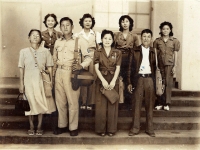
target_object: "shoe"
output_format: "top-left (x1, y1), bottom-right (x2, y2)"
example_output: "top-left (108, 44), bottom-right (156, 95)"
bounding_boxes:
top-left (36, 130), bottom-right (43, 136)
top-left (98, 133), bottom-right (106, 136)
top-left (80, 105), bottom-right (86, 109)
top-left (27, 129), bottom-right (35, 136)
top-left (53, 127), bottom-right (68, 135)
top-left (145, 131), bottom-right (155, 137)
top-left (164, 105), bottom-right (169, 111)
top-left (86, 106), bottom-right (92, 110)
top-left (107, 132), bottom-right (114, 137)
top-left (70, 129), bottom-right (78, 136)
top-left (128, 131), bottom-right (139, 136)
top-left (155, 105), bottom-right (163, 110)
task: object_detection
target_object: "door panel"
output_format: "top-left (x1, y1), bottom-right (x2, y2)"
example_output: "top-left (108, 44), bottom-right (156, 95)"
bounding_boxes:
top-left (1, 2), bottom-right (40, 77)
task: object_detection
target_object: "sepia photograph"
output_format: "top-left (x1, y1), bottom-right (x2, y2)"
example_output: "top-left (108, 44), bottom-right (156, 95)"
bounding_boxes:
top-left (0, 0), bottom-right (200, 149)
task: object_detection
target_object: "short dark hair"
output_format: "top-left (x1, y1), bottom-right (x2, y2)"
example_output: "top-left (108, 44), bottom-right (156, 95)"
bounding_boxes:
top-left (79, 13), bottom-right (95, 29)
top-left (141, 29), bottom-right (153, 37)
top-left (43, 14), bottom-right (58, 28)
top-left (28, 29), bottom-right (42, 44)
top-left (119, 15), bottom-right (134, 32)
top-left (60, 17), bottom-right (73, 26)
top-left (159, 21), bottom-right (174, 36)
top-left (100, 29), bottom-right (115, 48)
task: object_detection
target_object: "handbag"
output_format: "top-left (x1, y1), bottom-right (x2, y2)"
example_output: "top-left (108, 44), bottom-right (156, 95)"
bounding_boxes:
top-left (15, 93), bottom-right (30, 111)
top-left (155, 48), bottom-right (164, 96)
top-left (71, 38), bottom-right (94, 91)
top-left (29, 48), bottom-right (52, 98)
top-left (100, 87), bottom-right (119, 104)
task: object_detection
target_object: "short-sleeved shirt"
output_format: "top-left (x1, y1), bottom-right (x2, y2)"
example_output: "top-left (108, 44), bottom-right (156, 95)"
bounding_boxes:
top-left (18, 47), bottom-right (54, 70)
top-left (114, 31), bottom-right (140, 51)
top-left (94, 47), bottom-right (122, 76)
top-left (41, 29), bottom-right (62, 55)
top-left (53, 35), bottom-right (92, 76)
top-left (153, 36), bottom-right (180, 66)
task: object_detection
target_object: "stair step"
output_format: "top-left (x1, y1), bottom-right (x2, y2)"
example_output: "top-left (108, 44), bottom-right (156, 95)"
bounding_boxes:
top-left (0, 116), bottom-right (199, 130)
top-left (0, 129), bottom-right (199, 144)
top-left (0, 104), bottom-right (200, 117)
top-left (1, 94), bottom-right (200, 107)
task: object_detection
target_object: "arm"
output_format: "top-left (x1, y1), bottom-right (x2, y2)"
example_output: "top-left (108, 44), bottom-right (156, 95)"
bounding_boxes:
top-left (109, 66), bottom-right (120, 90)
top-left (95, 63), bottom-right (109, 90)
top-left (47, 66), bottom-right (53, 87)
top-left (19, 68), bottom-right (24, 93)
top-left (172, 39), bottom-right (180, 74)
top-left (127, 49), bottom-right (134, 94)
top-left (52, 41), bottom-right (58, 76)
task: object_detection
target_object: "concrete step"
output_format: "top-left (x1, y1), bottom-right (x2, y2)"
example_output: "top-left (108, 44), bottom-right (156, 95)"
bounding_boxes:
top-left (0, 116), bottom-right (200, 130)
top-left (0, 129), bottom-right (199, 144)
top-left (0, 104), bottom-right (200, 117)
top-left (1, 94), bottom-right (200, 107)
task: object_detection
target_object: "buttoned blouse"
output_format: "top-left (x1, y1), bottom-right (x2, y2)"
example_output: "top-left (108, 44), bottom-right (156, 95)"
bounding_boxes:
top-left (41, 29), bottom-right (62, 55)
top-left (114, 31), bottom-right (140, 51)
top-left (18, 47), bottom-right (53, 70)
top-left (94, 48), bottom-right (122, 75)
top-left (153, 36), bottom-right (180, 66)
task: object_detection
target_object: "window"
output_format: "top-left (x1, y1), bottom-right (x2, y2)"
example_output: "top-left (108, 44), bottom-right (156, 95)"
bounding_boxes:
top-left (93, 0), bottom-right (151, 34)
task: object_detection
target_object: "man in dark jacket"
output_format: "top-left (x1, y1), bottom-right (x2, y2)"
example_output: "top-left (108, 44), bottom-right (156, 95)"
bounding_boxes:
top-left (127, 29), bottom-right (164, 137)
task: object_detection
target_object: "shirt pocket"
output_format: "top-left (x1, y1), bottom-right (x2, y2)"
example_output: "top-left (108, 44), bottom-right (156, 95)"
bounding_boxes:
top-left (56, 46), bottom-right (63, 52)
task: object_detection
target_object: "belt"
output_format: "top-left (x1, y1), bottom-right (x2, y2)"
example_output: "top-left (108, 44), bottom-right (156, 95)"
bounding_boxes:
top-left (139, 74), bottom-right (152, 78)
top-left (57, 65), bottom-right (72, 70)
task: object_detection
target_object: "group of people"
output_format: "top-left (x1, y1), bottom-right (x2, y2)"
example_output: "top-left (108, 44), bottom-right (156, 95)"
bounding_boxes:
top-left (18, 13), bottom-right (180, 137)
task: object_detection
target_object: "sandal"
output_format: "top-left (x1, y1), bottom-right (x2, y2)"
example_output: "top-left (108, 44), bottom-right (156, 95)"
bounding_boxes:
top-left (28, 130), bottom-right (35, 136)
top-left (36, 130), bottom-right (43, 135)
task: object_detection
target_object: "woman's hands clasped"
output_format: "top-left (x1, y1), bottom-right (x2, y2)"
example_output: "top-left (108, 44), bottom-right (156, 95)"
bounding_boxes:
top-left (102, 80), bottom-right (116, 90)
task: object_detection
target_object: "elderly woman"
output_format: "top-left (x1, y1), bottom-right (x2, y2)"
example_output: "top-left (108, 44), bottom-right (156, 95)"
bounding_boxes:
top-left (18, 29), bottom-right (56, 135)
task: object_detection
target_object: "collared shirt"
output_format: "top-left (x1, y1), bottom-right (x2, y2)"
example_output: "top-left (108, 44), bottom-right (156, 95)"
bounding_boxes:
top-left (114, 31), bottom-right (140, 50)
top-left (139, 46), bottom-right (151, 74)
top-left (53, 35), bottom-right (92, 76)
top-left (41, 29), bottom-right (62, 55)
top-left (153, 36), bottom-right (180, 66)
top-left (94, 47), bottom-right (122, 75)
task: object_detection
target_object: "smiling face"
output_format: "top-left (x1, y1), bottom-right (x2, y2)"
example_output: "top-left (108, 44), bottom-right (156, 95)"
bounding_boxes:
top-left (29, 31), bottom-right (41, 44)
top-left (83, 17), bottom-right (92, 29)
top-left (161, 25), bottom-right (171, 36)
top-left (60, 20), bottom-right (73, 35)
top-left (102, 34), bottom-right (113, 48)
top-left (121, 18), bottom-right (130, 30)
top-left (46, 16), bottom-right (56, 28)
top-left (141, 33), bottom-right (151, 48)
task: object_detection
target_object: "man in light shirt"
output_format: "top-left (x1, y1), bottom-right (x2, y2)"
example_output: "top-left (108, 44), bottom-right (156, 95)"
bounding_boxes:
top-left (52, 17), bottom-right (92, 136)
top-left (127, 29), bottom-right (164, 137)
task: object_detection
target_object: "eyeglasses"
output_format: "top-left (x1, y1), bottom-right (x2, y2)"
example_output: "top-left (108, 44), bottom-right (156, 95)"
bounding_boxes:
top-left (31, 34), bottom-right (40, 38)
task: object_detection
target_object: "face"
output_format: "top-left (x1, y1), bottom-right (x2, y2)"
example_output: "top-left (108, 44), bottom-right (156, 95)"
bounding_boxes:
top-left (161, 25), bottom-right (171, 36)
top-left (46, 16), bottom-right (56, 28)
top-left (102, 34), bottom-right (113, 47)
top-left (141, 33), bottom-right (152, 47)
top-left (29, 31), bottom-right (41, 44)
top-left (60, 20), bottom-right (73, 35)
top-left (121, 18), bottom-right (130, 30)
top-left (83, 18), bottom-right (92, 29)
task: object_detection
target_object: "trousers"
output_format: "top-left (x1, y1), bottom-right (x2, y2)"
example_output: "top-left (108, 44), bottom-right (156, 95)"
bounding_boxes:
top-left (130, 77), bottom-right (155, 134)
top-left (55, 68), bottom-right (80, 131)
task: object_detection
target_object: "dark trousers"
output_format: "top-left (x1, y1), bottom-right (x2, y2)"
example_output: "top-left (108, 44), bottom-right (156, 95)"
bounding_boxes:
top-left (130, 77), bottom-right (155, 134)
top-left (157, 65), bottom-right (173, 105)
top-left (95, 84), bottom-right (119, 133)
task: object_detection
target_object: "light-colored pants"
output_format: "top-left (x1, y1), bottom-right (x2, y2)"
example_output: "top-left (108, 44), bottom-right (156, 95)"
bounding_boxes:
top-left (55, 68), bottom-right (80, 131)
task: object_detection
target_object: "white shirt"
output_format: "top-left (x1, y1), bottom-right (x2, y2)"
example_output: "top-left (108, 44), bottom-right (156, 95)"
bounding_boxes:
top-left (138, 45), bottom-right (151, 74)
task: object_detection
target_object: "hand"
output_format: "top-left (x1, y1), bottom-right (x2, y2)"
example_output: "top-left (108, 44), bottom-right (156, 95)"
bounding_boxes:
top-left (162, 84), bottom-right (165, 91)
top-left (102, 80), bottom-right (109, 90)
top-left (72, 63), bottom-right (83, 71)
top-left (171, 66), bottom-right (176, 75)
top-left (108, 80), bottom-right (116, 90)
top-left (19, 83), bottom-right (24, 93)
top-left (127, 84), bottom-right (134, 94)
